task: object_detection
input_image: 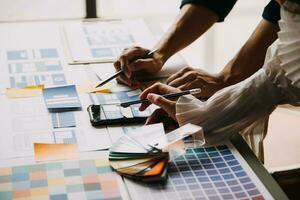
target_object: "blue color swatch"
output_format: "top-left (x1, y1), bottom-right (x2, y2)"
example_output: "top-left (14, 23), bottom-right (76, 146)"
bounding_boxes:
top-left (7, 50), bottom-right (28, 60)
top-left (0, 159), bottom-right (122, 200)
top-left (53, 130), bottom-right (77, 144)
top-left (43, 85), bottom-right (81, 111)
top-left (127, 145), bottom-right (267, 200)
top-left (51, 112), bottom-right (76, 128)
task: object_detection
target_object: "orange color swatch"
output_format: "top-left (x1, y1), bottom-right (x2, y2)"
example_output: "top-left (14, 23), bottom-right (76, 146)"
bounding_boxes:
top-left (143, 159), bottom-right (166, 176)
top-left (34, 143), bottom-right (79, 162)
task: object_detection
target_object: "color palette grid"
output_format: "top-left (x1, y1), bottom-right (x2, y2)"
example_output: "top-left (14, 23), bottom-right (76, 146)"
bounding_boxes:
top-left (126, 145), bottom-right (268, 200)
top-left (0, 159), bottom-right (122, 200)
top-left (6, 48), bottom-right (67, 88)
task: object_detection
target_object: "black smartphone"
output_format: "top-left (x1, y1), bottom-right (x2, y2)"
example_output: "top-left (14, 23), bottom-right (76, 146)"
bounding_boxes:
top-left (87, 104), bottom-right (151, 126)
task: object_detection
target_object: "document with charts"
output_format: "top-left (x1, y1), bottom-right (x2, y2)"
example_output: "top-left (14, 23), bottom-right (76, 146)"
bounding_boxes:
top-left (64, 19), bottom-right (154, 64)
top-left (5, 48), bottom-right (67, 88)
top-left (0, 22), bottom-right (69, 93)
top-left (0, 95), bottom-right (111, 160)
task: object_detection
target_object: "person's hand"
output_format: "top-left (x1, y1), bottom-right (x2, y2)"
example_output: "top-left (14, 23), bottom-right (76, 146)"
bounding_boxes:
top-left (113, 47), bottom-right (165, 86)
top-left (166, 66), bottom-right (225, 98)
top-left (139, 83), bottom-right (180, 124)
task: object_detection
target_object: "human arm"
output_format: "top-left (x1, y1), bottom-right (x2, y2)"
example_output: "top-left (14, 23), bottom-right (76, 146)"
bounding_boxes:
top-left (114, 3), bottom-right (222, 85)
top-left (141, 0), bottom-right (300, 144)
top-left (167, 18), bottom-right (280, 98)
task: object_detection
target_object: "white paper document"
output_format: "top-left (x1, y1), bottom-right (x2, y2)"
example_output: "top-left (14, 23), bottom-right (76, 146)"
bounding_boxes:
top-left (0, 22), bottom-right (80, 93)
top-left (0, 94), bottom-right (111, 160)
top-left (64, 19), bottom-right (154, 64)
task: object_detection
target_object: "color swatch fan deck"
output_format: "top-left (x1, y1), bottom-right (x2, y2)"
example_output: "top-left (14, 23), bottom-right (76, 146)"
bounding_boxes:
top-left (109, 124), bottom-right (203, 182)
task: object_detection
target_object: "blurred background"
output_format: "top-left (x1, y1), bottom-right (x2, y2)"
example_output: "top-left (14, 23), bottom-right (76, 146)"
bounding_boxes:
top-left (0, 0), bottom-right (268, 72)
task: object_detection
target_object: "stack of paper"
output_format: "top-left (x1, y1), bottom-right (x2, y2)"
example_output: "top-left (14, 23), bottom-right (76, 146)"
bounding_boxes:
top-left (109, 123), bottom-right (203, 182)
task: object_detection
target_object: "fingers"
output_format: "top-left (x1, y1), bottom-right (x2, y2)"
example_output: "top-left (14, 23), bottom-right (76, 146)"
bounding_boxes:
top-left (140, 83), bottom-right (179, 99)
top-left (139, 83), bottom-right (179, 111)
top-left (145, 108), bottom-right (167, 125)
top-left (114, 60), bottom-right (134, 86)
top-left (139, 101), bottom-right (151, 112)
top-left (178, 79), bottom-right (203, 91)
top-left (130, 58), bottom-right (155, 73)
top-left (113, 47), bottom-right (150, 86)
top-left (147, 93), bottom-right (176, 120)
top-left (166, 66), bottom-right (193, 84)
top-left (168, 70), bottom-right (197, 88)
top-left (114, 47), bottom-right (149, 77)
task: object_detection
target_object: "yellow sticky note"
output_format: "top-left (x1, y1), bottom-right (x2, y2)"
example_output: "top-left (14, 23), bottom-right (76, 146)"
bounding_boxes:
top-left (22, 85), bottom-right (44, 89)
top-left (76, 84), bottom-right (93, 93)
top-left (76, 83), bottom-right (111, 93)
top-left (34, 143), bottom-right (79, 162)
top-left (6, 85), bottom-right (44, 98)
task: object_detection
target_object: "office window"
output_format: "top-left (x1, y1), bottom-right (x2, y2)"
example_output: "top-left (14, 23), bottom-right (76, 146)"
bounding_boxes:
top-left (0, 0), bottom-right (85, 22)
top-left (98, 0), bottom-right (180, 19)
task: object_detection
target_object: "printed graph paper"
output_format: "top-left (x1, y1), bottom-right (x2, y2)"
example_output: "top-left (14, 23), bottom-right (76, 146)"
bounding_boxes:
top-left (0, 159), bottom-right (123, 200)
top-left (125, 144), bottom-right (273, 200)
top-left (7, 48), bottom-right (66, 88)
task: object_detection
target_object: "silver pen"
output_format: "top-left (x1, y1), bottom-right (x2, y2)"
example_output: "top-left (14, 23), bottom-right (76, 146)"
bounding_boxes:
top-left (120, 88), bottom-right (201, 107)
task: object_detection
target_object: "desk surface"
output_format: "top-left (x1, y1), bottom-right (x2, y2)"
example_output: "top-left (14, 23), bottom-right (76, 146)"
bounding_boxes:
top-left (0, 19), bottom-right (289, 200)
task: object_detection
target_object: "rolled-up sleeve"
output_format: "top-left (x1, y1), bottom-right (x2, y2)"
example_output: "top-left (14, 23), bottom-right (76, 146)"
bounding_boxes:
top-left (180, 0), bottom-right (237, 22)
top-left (262, 0), bottom-right (281, 24)
top-left (181, 0), bottom-right (281, 24)
top-left (176, 69), bottom-right (282, 144)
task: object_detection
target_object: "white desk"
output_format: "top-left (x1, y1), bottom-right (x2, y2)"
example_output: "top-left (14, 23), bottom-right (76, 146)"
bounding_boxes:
top-left (0, 19), bottom-right (288, 200)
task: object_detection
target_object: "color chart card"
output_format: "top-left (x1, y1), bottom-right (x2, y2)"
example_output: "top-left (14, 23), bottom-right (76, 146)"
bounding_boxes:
top-left (43, 85), bottom-right (81, 111)
top-left (125, 143), bottom-right (273, 200)
top-left (0, 157), bottom-right (125, 200)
